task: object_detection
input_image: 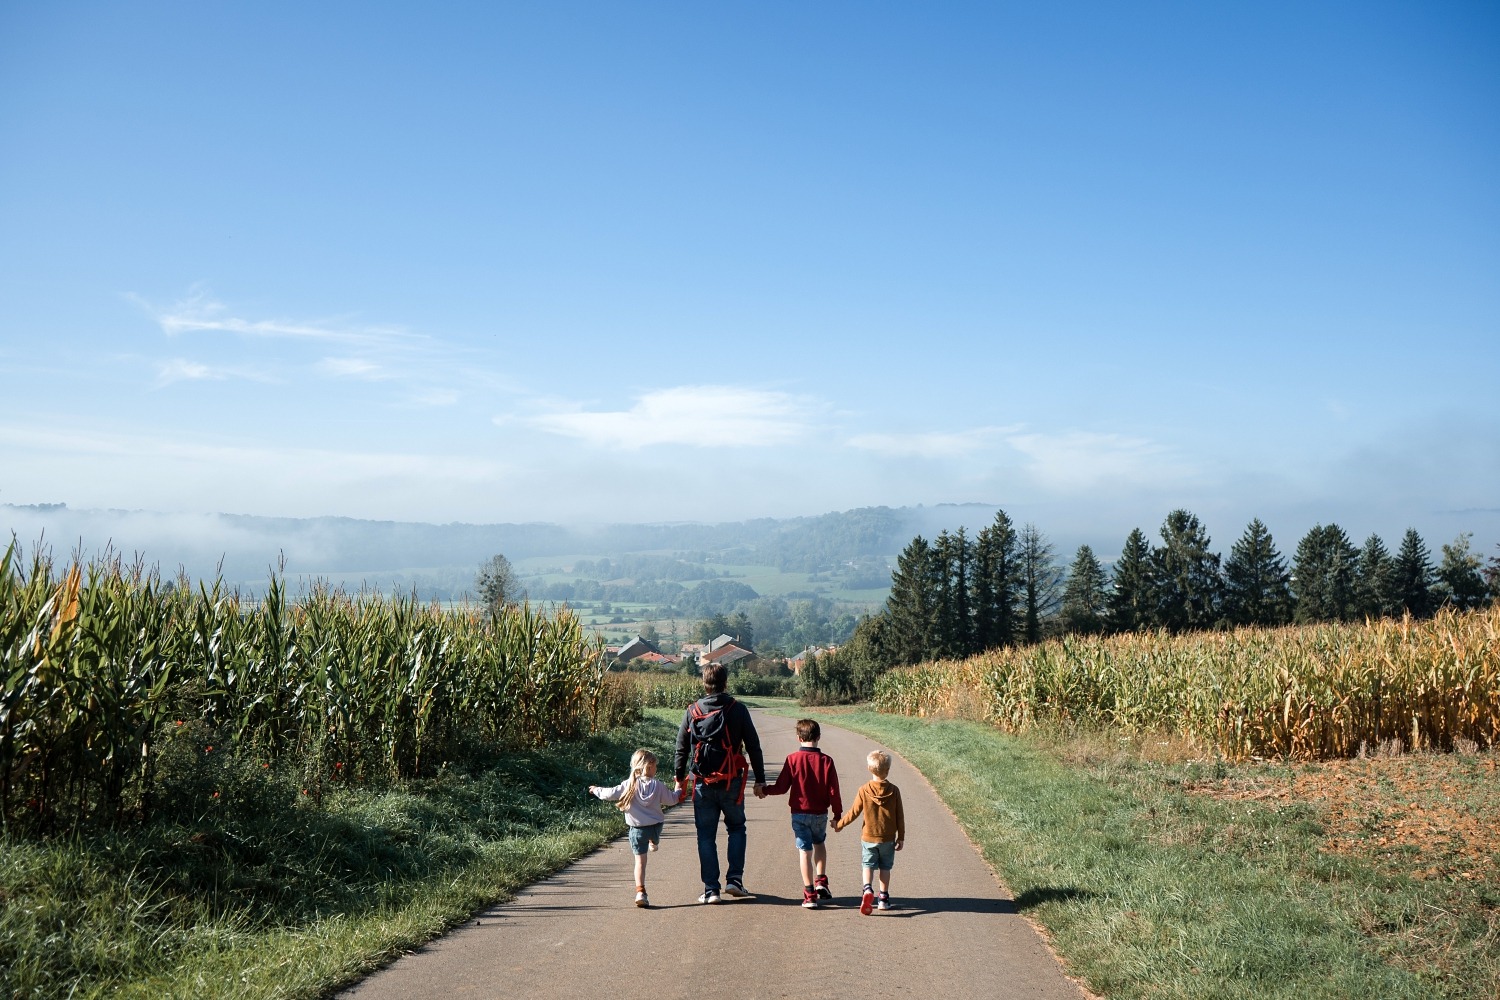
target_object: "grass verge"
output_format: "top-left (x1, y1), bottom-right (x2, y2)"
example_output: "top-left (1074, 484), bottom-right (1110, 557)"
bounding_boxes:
top-left (790, 708), bottom-right (1498, 1000)
top-left (0, 713), bottom-right (681, 999)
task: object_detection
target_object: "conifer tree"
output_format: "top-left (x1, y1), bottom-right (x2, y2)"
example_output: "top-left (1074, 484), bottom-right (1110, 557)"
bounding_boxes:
top-left (1435, 532), bottom-right (1488, 611)
top-left (933, 528), bottom-right (975, 658)
top-left (1150, 509), bottom-right (1223, 632)
top-left (1292, 524), bottom-right (1360, 623)
top-left (1059, 544), bottom-right (1109, 634)
top-left (885, 535), bottom-right (941, 664)
top-left (1107, 527), bottom-right (1154, 632)
top-left (1019, 523), bottom-right (1063, 644)
top-left (1355, 533), bottom-right (1396, 619)
top-left (1221, 518), bottom-right (1292, 627)
top-left (971, 510), bottom-right (1020, 650)
top-left (1391, 528), bottom-right (1437, 618)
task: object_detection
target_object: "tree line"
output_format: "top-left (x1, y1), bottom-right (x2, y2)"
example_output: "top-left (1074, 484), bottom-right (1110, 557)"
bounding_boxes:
top-left (799, 509), bottom-right (1498, 704)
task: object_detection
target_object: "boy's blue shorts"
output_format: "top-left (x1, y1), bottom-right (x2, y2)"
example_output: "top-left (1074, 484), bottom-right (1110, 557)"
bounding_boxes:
top-left (861, 840), bottom-right (896, 871)
top-left (790, 812), bottom-right (827, 851)
top-left (628, 822), bottom-right (663, 856)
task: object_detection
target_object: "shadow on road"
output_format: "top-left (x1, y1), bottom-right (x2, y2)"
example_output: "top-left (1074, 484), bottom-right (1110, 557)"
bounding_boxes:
top-left (843, 887), bottom-right (1094, 919)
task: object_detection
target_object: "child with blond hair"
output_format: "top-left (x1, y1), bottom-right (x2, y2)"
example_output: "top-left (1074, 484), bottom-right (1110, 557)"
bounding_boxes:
top-left (589, 749), bottom-right (684, 907)
top-left (833, 748), bottom-right (905, 914)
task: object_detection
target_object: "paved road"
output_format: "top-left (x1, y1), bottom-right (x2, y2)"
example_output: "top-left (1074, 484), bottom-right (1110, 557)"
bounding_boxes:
top-left (341, 710), bottom-right (1088, 1000)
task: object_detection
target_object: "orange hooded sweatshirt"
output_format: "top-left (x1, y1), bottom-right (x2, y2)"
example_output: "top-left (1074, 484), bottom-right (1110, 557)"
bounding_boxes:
top-left (834, 778), bottom-right (905, 844)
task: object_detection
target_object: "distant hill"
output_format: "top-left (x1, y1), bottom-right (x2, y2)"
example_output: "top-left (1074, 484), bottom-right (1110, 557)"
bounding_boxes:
top-left (1, 501), bottom-right (1007, 600)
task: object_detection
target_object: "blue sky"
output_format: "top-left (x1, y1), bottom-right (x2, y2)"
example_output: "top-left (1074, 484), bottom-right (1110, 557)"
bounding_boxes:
top-left (2, 2), bottom-right (1497, 560)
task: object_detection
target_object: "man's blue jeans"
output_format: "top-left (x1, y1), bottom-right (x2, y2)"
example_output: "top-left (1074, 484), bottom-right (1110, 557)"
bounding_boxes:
top-left (693, 777), bottom-right (746, 891)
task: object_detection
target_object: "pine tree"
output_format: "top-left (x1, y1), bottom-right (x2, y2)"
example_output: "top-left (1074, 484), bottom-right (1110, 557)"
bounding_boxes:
top-left (1292, 524), bottom-right (1360, 623)
top-left (933, 528), bottom-right (975, 658)
top-left (1059, 544), bottom-right (1109, 635)
top-left (1018, 524), bottom-right (1063, 644)
top-left (971, 510), bottom-right (1020, 650)
top-left (885, 536), bottom-right (941, 665)
top-left (1107, 528), bottom-right (1154, 632)
top-left (1355, 533), bottom-right (1396, 619)
top-left (1221, 518), bottom-right (1292, 627)
top-left (1391, 528), bottom-right (1436, 618)
top-left (1150, 509), bottom-right (1223, 632)
top-left (1435, 532), bottom-right (1488, 611)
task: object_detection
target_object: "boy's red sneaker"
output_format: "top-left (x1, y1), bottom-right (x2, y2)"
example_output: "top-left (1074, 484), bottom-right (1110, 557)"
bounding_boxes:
top-left (814, 874), bottom-right (832, 900)
top-left (860, 886), bottom-right (875, 916)
top-left (801, 888), bottom-right (820, 909)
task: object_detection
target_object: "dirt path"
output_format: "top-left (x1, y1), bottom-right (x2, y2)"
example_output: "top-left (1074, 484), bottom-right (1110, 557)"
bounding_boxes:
top-left (340, 710), bottom-right (1087, 999)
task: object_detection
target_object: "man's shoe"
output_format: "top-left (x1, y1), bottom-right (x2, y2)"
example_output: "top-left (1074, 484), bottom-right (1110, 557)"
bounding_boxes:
top-left (723, 879), bottom-right (750, 898)
top-left (697, 889), bottom-right (720, 904)
top-left (635, 890), bottom-right (649, 908)
top-left (814, 876), bottom-right (832, 900)
top-left (801, 888), bottom-right (820, 909)
top-left (860, 885), bottom-right (875, 916)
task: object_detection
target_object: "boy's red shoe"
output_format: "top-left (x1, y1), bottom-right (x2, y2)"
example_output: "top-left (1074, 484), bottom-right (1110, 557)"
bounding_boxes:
top-left (801, 888), bottom-right (820, 909)
top-left (860, 886), bottom-right (875, 916)
top-left (814, 874), bottom-right (832, 900)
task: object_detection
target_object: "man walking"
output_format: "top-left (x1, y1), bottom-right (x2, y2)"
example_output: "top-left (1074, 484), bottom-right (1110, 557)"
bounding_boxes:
top-left (674, 663), bottom-right (766, 903)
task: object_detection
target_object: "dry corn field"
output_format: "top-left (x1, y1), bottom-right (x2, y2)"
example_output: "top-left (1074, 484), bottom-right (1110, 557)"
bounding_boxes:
top-left (873, 606), bottom-right (1500, 760)
top-left (0, 543), bottom-right (613, 831)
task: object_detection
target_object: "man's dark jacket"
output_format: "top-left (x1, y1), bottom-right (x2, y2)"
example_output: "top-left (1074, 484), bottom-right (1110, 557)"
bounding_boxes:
top-left (673, 692), bottom-right (767, 785)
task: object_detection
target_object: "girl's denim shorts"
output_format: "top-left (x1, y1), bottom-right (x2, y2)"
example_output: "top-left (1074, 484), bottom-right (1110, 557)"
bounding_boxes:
top-left (628, 822), bottom-right (663, 856)
top-left (861, 840), bottom-right (896, 871)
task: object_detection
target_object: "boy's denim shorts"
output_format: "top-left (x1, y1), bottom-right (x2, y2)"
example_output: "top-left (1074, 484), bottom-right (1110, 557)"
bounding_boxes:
top-left (861, 840), bottom-right (896, 871)
top-left (628, 822), bottom-right (663, 856)
top-left (790, 812), bottom-right (828, 851)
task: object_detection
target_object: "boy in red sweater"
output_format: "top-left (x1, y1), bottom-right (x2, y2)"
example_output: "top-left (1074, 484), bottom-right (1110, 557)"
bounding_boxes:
top-left (761, 718), bottom-right (843, 909)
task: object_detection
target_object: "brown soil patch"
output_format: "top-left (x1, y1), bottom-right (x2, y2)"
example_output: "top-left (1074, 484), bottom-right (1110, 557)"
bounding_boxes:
top-left (1188, 751), bottom-right (1500, 882)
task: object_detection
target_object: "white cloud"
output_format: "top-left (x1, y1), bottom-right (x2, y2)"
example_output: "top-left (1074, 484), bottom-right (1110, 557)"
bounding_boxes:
top-left (317, 357), bottom-right (387, 380)
top-left (153, 358), bottom-right (272, 387)
top-left (528, 386), bottom-right (815, 449)
top-left (1005, 430), bottom-right (1194, 491)
top-left (132, 289), bottom-right (420, 350)
top-left (847, 426), bottom-right (1018, 458)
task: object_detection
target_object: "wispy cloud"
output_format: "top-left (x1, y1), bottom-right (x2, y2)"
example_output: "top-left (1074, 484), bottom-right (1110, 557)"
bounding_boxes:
top-left (527, 386), bottom-right (815, 449)
top-left (316, 357), bottom-right (388, 380)
top-left (153, 358), bottom-right (273, 387)
top-left (847, 426), bottom-right (1018, 458)
top-left (134, 289), bottom-right (416, 350)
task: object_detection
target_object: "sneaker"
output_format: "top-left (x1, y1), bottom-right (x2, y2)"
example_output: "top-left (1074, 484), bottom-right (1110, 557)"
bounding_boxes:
top-left (801, 888), bottom-right (820, 909)
top-left (723, 879), bottom-right (750, 898)
top-left (876, 892), bottom-right (890, 911)
top-left (698, 889), bottom-right (720, 904)
top-left (859, 885), bottom-right (875, 916)
top-left (635, 890), bottom-right (649, 908)
top-left (814, 875), bottom-right (832, 900)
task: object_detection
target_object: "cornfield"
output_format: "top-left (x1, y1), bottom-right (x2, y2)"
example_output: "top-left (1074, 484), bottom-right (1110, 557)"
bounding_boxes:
top-left (873, 606), bottom-right (1500, 760)
top-left (0, 542), bottom-right (611, 830)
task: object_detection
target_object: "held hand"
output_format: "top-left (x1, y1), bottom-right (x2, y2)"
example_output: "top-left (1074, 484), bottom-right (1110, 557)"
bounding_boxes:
top-left (753, 782), bottom-right (767, 799)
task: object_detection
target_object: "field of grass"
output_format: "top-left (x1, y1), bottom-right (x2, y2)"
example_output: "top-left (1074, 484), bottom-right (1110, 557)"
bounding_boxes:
top-left (0, 713), bottom-right (682, 999)
top-left (785, 707), bottom-right (1498, 1000)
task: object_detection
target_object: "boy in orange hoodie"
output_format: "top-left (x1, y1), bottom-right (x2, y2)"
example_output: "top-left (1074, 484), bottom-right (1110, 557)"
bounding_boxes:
top-left (833, 748), bottom-right (905, 914)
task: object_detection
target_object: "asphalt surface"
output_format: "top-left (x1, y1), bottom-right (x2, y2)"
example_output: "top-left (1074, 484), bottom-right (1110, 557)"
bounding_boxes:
top-left (340, 709), bottom-right (1088, 1000)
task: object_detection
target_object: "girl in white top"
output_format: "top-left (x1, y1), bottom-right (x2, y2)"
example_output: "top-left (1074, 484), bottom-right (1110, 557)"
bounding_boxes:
top-left (589, 748), bottom-right (684, 907)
